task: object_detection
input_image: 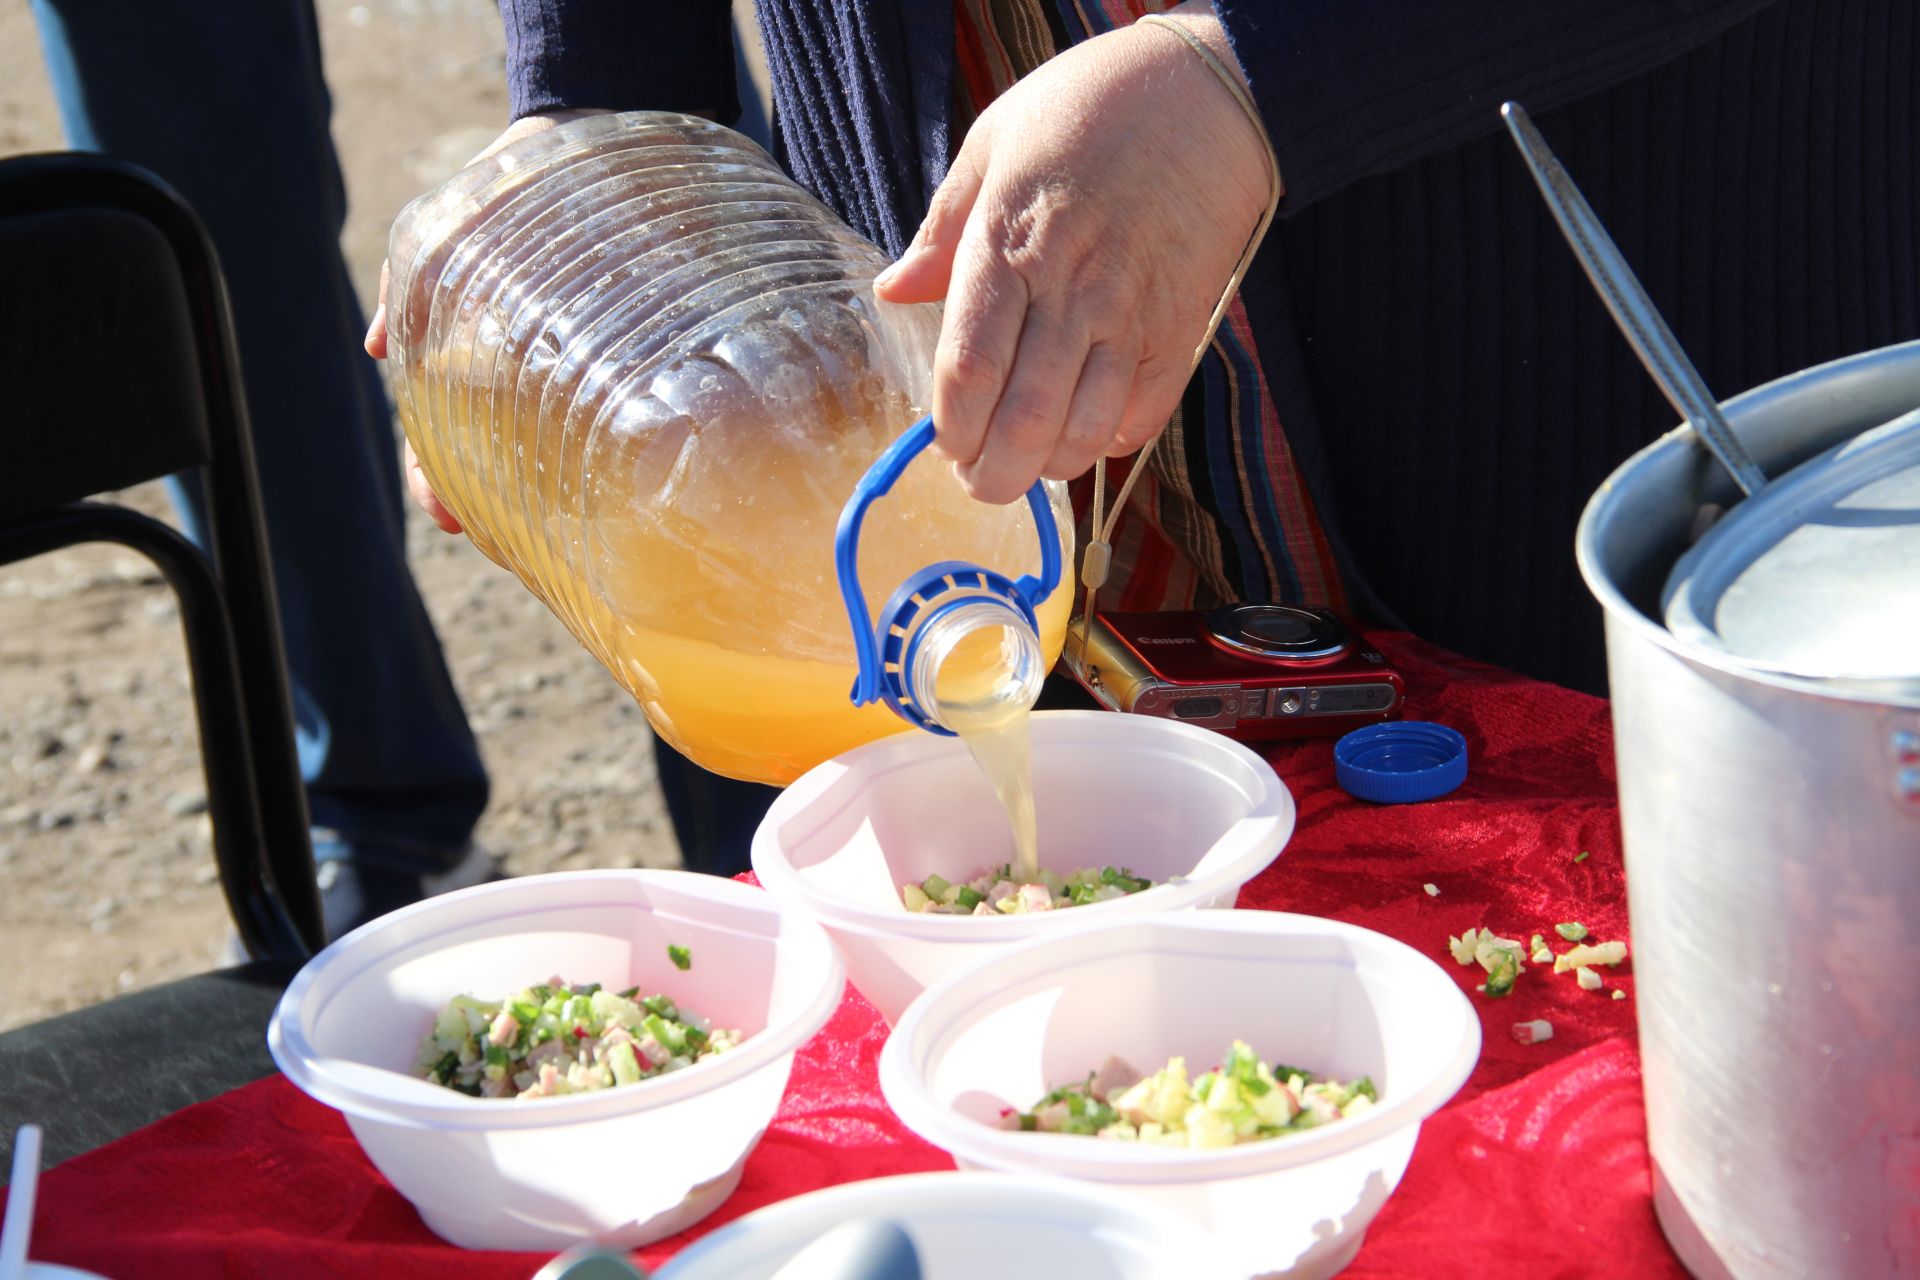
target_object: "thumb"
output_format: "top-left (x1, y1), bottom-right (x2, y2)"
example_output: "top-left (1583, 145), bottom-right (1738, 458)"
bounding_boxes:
top-left (363, 258), bottom-right (391, 359)
top-left (873, 138), bottom-right (987, 304)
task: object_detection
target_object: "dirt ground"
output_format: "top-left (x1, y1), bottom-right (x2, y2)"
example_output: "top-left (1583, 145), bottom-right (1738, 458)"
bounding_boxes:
top-left (0, 1), bottom-right (771, 1032)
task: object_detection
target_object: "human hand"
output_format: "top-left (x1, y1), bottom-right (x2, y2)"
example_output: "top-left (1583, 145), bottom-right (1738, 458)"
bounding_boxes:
top-left (366, 109), bottom-right (614, 535)
top-left (872, 3), bottom-right (1277, 504)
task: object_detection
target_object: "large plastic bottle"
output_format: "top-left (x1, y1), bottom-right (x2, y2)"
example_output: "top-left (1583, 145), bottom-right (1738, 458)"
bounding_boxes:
top-left (384, 112), bottom-right (1073, 785)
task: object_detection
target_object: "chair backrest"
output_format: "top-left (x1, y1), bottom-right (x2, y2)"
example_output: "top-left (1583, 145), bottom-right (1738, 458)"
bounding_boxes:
top-left (0, 153), bottom-right (324, 961)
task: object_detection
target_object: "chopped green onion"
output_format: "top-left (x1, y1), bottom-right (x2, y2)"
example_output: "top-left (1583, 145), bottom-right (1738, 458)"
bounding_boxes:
top-left (1484, 949), bottom-right (1519, 996)
top-left (667, 944), bottom-right (692, 971)
top-left (955, 885), bottom-right (984, 910)
top-left (1554, 922), bottom-right (1589, 942)
top-left (617, 986), bottom-right (640, 999)
top-left (1573, 850), bottom-right (1591, 863)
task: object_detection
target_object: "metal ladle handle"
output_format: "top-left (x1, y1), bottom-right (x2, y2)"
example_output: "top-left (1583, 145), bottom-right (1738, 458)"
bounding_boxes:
top-left (1500, 101), bottom-right (1769, 498)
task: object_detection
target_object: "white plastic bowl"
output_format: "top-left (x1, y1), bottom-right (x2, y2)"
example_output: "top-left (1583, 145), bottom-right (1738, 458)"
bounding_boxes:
top-left (267, 869), bottom-right (844, 1251)
top-left (878, 912), bottom-right (1481, 1280)
top-left (657, 1171), bottom-right (1239, 1279)
top-left (751, 710), bottom-right (1294, 1023)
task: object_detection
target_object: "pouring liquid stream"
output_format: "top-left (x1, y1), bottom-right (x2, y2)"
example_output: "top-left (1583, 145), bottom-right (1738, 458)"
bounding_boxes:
top-left (931, 622), bottom-right (1043, 885)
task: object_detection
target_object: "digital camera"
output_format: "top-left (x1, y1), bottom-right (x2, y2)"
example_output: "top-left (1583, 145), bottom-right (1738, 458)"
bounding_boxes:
top-left (1061, 604), bottom-right (1404, 741)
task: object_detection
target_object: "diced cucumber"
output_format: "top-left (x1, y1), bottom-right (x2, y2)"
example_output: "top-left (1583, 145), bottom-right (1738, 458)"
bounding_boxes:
top-left (607, 1041), bottom-right (642, 1086)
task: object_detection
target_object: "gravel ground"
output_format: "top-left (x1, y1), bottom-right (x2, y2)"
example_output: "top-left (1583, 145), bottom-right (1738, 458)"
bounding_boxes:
top-left (0, 0), bottom-right (764, 1031)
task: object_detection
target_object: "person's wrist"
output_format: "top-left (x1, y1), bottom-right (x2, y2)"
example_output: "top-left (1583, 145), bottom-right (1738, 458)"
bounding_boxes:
top-left (1127, 5), bottom-right (1278, 207)
top-left (1153, 1), bottom-right (1250, 95)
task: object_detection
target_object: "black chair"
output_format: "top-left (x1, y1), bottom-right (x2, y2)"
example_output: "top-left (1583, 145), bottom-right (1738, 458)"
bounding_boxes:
top-left (0, 154), bottom-right (326, 1167)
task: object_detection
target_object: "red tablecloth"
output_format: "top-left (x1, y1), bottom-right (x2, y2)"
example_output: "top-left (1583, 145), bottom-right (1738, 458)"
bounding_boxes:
top-left (5, 634), bottom-right (1684, 1278)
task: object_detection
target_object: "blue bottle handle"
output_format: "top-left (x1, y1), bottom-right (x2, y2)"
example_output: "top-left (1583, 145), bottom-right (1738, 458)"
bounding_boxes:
top-left (836, 415), bottom-right (1062, 708)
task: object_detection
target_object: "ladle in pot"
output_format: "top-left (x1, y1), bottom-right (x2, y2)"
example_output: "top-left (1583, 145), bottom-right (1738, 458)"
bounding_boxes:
top-left (1500, 101), bottom-right (1770, 498)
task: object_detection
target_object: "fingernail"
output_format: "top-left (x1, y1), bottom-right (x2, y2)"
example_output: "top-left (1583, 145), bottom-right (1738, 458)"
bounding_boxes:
top-left (364, 303), bottom-right (385, 346)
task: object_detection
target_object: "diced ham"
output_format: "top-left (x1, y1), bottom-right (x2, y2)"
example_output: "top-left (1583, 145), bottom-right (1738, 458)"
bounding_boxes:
top-left (1018, 883), bottom-right (1054, 913)
top-left (487, 1011), bottom-right (519, 1047)
top-left (1088, 1056), bottom-right (1142, 1103)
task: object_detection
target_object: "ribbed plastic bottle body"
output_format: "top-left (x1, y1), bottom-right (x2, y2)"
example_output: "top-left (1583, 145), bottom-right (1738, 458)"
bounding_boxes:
top-left (386, 113), bottom-right (1073, 785)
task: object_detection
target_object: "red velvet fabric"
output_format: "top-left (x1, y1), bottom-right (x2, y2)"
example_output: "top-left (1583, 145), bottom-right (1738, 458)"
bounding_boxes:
top-left (3, 633), bottom-right (1685, 1278)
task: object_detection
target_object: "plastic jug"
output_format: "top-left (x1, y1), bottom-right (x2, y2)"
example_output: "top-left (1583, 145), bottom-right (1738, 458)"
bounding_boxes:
top-left (384, 112), bottom-right (1073, 785)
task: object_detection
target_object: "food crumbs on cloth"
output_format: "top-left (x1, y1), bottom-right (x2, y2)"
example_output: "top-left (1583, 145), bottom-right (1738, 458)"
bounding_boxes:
top-left (1511, 1019), bottom-right (1554, 1044)
top-left (1611, 989), bottom-right (1628, 1001)
top-left (1423, 883), bottom-right (1441, 897)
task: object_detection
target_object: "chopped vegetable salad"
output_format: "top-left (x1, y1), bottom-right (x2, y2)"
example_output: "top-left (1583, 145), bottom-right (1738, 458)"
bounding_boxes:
top-left (1003, 1041), bottom-right (1376, 1148)
top-left (902, 864), bottom-right (1153, 915)
top-left (415, 977), bottom-right (741, 1099)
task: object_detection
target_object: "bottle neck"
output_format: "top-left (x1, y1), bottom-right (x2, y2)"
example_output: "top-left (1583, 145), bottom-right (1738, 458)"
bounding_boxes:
top-left (906, 599), bottom-right (1046, 732)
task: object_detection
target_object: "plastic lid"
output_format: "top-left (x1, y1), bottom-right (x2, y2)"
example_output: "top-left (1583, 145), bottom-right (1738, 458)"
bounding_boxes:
top-left (1334, 722), bottom-right (1468, 804)
top-left (1662, 407), bottom-right (1920, 690)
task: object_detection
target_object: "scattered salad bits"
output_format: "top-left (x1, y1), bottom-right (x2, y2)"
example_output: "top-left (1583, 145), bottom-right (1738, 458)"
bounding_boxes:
top-left (667, 944), bottom-right (692, 971)
top-left (1002, 1042), bottom-right (1376, 1149)
top-left (1573, 850), bottom-right (1591, 864)
top-left (1611, 988), bottom-right (1628, 1001)
top-left (901, 864), bottom-right (1153, 915)
top-left (1554, 940), bottom-right (1628, 974)
top-left (1511, 1019), bottom-right (1554, 1045)
top-left (1451, 925), bottom-right (1629, 999)
top-left (415, 978), bottom-right (740, 1099)
top-left (1423, 883), bottom-right (1441, 897)
top-left (1448, 927), bottom-right (1529, 997)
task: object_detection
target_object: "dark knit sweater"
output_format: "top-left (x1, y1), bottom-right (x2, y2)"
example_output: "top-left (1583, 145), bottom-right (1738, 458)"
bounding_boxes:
top-left (497, 0), bottom-right (1918, 693)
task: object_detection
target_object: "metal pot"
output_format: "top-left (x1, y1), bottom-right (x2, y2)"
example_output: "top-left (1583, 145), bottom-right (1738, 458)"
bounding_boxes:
top-left (1578, 339), bottom-right (1920, 1279)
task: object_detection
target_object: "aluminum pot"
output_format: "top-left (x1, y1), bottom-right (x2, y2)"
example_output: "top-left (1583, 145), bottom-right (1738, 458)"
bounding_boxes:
top-left (1578, 339), bottom-right (1920, 1279)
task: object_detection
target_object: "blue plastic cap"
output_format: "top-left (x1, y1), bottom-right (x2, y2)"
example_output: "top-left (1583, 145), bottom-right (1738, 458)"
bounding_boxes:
top-left (1334, 721), bottom-right (1468, 804)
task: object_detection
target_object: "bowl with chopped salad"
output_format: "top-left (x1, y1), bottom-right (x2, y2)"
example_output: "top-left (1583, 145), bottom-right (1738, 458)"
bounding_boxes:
top-left (752, 710), bottom-right (1294, 1023)
top-left (269, 869), bottom-right (843, 1251)
top-left (880, 912), bottom-right (1479, 1280)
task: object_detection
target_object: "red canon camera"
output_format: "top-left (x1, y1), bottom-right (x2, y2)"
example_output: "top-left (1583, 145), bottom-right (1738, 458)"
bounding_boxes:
top-left (1062, 604), bottom-right (1404, 741)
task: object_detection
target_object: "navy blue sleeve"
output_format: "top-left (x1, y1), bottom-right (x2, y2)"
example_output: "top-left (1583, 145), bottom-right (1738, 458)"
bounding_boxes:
top-left (497, 0), bottom-right (739, 122)
top-left (1210, 0), bottom-right (1781, 211)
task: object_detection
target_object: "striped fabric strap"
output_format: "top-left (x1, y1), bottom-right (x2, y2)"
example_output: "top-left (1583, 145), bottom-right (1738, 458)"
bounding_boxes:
top-left (1079, 13), bottom-right (1282, 624)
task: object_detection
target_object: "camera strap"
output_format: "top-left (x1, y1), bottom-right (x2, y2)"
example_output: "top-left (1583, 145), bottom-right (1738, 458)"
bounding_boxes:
top-left (1080, 14), bottom-right (1283, 631)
